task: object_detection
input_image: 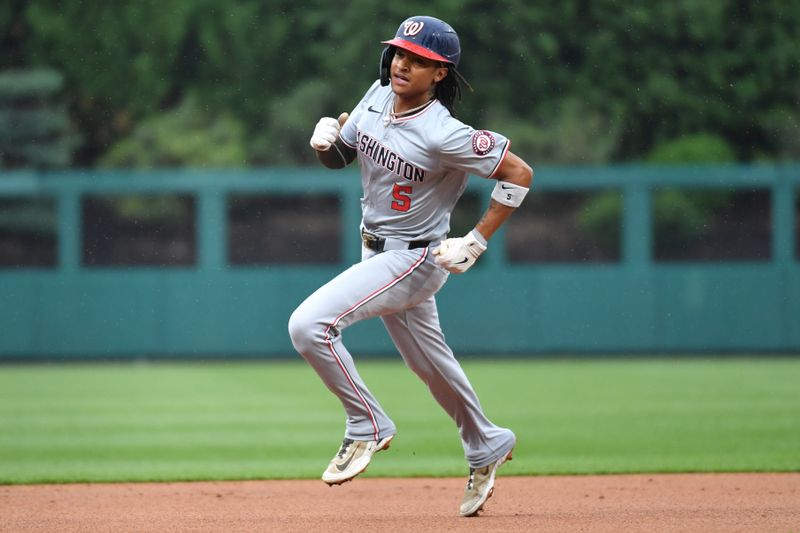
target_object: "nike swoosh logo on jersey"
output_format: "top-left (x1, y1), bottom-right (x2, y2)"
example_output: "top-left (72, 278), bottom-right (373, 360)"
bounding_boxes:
top-left (335, 453), bottom-right (355, 472)
top-left (455, 258), bottom-right (469, 264)
top-left (501, 184), bottom-right (513, 189)
top-left (367, 106), bottom-right (381, 113)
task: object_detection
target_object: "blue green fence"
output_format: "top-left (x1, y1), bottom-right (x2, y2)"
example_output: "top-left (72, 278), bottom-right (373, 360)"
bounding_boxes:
top-left (0, 165), bottom-right (798, 359)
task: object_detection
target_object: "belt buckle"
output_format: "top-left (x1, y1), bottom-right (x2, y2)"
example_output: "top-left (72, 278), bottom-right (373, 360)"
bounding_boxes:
top-left (361, 230), bottom-right (381, 251)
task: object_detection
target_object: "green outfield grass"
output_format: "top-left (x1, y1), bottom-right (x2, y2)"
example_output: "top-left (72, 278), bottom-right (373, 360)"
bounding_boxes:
top-left (0, 358), bottom-right (798, 484)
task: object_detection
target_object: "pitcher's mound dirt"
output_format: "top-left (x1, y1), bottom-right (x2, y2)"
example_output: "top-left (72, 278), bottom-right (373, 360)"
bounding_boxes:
top-left (2, 473), bottom-right (799, 532)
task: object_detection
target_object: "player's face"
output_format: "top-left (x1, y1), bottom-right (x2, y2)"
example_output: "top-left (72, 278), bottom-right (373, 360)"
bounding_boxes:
top-left (390, 48), bottom-right (448, 108)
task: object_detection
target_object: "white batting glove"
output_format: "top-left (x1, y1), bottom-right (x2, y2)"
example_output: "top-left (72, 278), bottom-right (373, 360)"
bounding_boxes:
top-left (432, 230), bottom-right (487, 274)
top-left (309, 117), bottom-right (341, 151)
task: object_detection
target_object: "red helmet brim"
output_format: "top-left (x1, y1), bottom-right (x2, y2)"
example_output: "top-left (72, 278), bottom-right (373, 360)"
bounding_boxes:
top-left (381, 38), bottom-right (451, 64)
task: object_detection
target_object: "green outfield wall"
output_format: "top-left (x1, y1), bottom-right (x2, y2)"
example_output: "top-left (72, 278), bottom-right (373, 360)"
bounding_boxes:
top-left (0, 165), bottom-right (798, 359)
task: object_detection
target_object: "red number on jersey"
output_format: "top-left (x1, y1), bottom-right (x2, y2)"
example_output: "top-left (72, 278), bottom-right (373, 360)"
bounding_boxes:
top-left (391, 184), bottom-right (413, 212)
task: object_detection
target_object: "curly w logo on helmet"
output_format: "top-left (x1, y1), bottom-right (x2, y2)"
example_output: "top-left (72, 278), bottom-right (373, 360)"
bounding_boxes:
top-left (403, 21), bottom-right (424, 36)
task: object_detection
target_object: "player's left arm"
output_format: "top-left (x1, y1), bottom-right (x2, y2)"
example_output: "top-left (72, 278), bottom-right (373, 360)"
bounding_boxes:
top-left (474, 150), bottom-right (533, 240)
top-left (433, 150), bottom-right (532, 273)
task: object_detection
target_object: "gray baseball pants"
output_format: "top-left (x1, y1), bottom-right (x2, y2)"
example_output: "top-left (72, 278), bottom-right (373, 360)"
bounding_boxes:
top-left (288, 244), bottom-right (515, 468)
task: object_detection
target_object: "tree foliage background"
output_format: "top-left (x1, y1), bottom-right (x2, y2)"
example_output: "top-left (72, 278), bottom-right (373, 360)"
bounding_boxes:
top-left (2, 0), bottom-right (799, 169)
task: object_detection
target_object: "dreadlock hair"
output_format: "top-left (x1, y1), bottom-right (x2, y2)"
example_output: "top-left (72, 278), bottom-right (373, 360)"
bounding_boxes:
top-left (434, 65), bottom-right (473, 118)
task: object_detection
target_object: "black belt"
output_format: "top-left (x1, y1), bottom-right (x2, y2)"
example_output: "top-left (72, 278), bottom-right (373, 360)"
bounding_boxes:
top-left (361, 230), bottom-right (430, 252)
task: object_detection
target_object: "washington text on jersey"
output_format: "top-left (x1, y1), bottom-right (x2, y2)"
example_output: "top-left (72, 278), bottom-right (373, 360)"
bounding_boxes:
top-left (356, 131), bottom-right (426, 183)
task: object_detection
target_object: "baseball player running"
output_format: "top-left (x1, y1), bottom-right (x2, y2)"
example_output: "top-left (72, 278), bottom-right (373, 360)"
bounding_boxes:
top-left (288, 15), bottom-right (533, 517)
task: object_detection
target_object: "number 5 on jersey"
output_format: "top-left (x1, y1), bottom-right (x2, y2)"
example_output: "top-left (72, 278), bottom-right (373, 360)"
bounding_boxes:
top-left (391, 184), bottom-right (413, 212)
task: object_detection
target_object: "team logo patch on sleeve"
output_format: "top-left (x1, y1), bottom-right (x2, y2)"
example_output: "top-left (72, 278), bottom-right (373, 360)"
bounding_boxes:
top-left (471, 131), bottom-right (496, 156)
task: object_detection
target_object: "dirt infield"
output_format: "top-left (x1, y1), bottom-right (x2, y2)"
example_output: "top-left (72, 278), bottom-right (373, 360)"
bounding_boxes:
top-left (2, 473), bottom-right (798, 532)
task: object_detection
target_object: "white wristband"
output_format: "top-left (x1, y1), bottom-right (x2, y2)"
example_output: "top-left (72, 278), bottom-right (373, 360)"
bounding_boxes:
top-left (491, 180), bottom-right (529, 208)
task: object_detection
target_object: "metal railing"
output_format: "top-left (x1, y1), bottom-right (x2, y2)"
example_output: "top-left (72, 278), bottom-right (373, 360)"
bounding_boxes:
top-left (1, 165), bottom-right (798, 359)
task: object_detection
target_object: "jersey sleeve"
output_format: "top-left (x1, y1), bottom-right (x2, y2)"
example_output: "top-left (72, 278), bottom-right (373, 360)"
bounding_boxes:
top-left (339, 79), bottom-right (382, 149)
top-left (438, 121), bottom-right (511, 179)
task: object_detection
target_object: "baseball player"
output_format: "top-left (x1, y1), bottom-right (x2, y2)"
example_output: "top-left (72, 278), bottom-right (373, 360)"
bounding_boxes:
top-left (288, 15), bottom-right (533, 517)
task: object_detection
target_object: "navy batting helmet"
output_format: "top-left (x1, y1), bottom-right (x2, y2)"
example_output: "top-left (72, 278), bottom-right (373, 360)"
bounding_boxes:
top-left (379, 16), bottom-right (465, 86)
top-left (378, 16), bottom-right (471, 116)
top-left (383, 16), bottom-right (461, 66)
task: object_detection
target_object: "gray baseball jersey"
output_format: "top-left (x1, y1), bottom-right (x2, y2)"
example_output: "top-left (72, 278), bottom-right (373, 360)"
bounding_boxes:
top-left (289, 80), bottom-right (516, 470)
top-left (340, 80), bottom-right (510, 242)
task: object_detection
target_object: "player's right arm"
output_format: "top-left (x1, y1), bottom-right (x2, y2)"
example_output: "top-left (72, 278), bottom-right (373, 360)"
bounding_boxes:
top-left (310, 112), bottom-right (357, 169)
top-left (472, 150), bottom-right (533, 241)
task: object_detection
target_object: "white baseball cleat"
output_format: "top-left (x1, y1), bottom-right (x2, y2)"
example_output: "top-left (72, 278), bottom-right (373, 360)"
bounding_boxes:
top-left (322, 435), bottom-right (394, 485)
top-left (459, 447), bottom-right (514, 517)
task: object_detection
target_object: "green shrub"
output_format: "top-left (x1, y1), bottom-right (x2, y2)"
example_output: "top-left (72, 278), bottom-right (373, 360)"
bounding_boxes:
top-left (577, 191), bottom-right (623, 257)
top-left (99, 96), bottom-right (246, 168)
top-left (646, 133), bottom-right (737, 164)
top-left (648, 134), bottom-right (736, 254)
top-left (580, 133), bottom-right (737, 257)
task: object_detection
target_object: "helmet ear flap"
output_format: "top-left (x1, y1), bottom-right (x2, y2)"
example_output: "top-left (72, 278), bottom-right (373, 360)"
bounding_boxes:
top-left (379, 46), bottom-right (395, 86)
